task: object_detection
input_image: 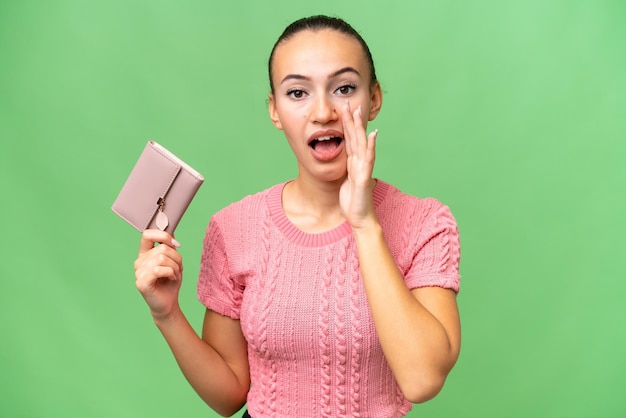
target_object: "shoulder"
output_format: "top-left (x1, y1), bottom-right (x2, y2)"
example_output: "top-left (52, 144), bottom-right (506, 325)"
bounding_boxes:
top-left (212, 182), bottom-right (283, 222)
top-left (377, 181), bottom-right (461, 291)
top-left (205, 182), bottom-right (285, 245)
top-left (376, 180), bottom-right (455, 225)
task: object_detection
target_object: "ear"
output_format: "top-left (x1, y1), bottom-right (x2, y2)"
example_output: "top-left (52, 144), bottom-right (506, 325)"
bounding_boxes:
top-left (367, 82), bottom-right (383, 121)
top-left (268, 93), bottom-right (283, 130)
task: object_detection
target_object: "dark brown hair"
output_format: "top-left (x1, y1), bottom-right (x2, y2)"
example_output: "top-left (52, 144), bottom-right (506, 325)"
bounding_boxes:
top-left (268, 15), bottom-right (378, 93)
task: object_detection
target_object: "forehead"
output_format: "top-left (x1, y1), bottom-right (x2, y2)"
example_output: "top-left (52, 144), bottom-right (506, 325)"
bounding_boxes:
top-left (272, 29), bottom-right (368, 80)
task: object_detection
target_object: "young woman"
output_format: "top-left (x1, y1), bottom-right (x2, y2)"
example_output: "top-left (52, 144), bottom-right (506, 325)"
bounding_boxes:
top-left (134, 15), bottom-right (461, 418)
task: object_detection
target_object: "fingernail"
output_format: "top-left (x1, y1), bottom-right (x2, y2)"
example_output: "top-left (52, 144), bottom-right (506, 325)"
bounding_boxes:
top-left (171, 238), bottom-right (181, 248)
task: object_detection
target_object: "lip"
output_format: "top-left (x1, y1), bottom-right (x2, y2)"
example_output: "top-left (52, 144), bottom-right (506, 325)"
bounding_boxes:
top-left (307, 129), bottom-right (344, 145)
top-left (307, 129), bottom-right (345, 162)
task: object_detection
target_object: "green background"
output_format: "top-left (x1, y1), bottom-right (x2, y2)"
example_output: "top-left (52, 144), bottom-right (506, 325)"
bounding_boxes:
top-left (2, 0), bottom-right (624, 417)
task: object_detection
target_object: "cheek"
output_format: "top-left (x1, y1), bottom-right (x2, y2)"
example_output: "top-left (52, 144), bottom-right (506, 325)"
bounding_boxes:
top-left (283, 102), bottom-right (309, 121)
top-left (277, 108), bottom-right (307, 128)
top-left (330, 95), bottom-right (348, 110)
top-left (332, 96), bottom-right (370, 123)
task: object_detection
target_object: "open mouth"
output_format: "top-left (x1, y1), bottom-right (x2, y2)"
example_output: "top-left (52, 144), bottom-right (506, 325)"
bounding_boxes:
top-left (309, 135), bottom-right (343, 150)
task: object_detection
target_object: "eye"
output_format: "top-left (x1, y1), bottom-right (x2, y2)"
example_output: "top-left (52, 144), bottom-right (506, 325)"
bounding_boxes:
top-left (335, 83), bottom-right (356, 96)
top-left (286, 89), bottom-right (307, 100)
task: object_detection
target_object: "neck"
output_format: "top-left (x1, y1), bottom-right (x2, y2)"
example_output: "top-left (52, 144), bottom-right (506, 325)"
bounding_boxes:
top-left (282, 176), bottom-right (346, 233)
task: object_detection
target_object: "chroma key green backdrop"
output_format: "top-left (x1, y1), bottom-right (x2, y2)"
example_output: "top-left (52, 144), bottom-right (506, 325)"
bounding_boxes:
top-left (1, 1), bottom-right (624, 417)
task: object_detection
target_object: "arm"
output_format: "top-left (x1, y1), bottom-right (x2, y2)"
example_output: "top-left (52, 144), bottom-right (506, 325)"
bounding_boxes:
top-left (353, 225), bottom-right (460, 403)
top-left (154, 309), bottom-right (250, 416)
top-left (340, 103), bottom-right (460, 403)
top-left (134, 230), bottom-right (250, 416)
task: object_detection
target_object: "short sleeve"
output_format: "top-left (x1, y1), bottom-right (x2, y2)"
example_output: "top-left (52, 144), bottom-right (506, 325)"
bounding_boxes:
top-left (197, 217), bottom-right (244, 319)
top-left (404, 203), bottom-right (461, 292)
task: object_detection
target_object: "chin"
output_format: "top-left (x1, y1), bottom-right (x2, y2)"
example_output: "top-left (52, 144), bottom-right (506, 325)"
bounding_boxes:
top-left (315, 169), bottom-right (348, 184)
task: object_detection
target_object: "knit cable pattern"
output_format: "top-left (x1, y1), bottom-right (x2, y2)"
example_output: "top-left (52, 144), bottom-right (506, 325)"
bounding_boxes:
top-left (335, 242), bottom-right (348, 416)
top-left (198, 181), bottom-right (460, 417)
top-left (256, 205), bottom-right (279, 416)
top-left (347, 239), bottom-right (363, 417)
top-left (319, 245), bottom-right (334, 417)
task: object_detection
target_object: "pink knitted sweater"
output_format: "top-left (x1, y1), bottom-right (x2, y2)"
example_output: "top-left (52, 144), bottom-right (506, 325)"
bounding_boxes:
top-left (198, 180), bottom-right (460, 418)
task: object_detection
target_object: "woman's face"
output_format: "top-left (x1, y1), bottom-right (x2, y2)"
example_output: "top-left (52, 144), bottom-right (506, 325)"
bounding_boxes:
top-left (269, 29), bottom-right (382, 183)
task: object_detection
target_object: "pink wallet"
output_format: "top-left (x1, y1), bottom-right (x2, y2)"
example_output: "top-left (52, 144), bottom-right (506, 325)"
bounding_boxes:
top-left (112, 141), bottom-right (204, 234)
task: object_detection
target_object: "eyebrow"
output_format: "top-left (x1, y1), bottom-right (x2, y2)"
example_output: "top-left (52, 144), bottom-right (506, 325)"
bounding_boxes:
top-left (280, 67), bottom-right (361, 85)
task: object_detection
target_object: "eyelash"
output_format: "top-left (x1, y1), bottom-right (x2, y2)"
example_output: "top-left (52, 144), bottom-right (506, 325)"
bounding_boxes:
top-left (286, 83), bottom-right (357, 100)
top-left (286, 88), bottom-right (307, 99)
top-left (335, 83), bottom-right (356, 95)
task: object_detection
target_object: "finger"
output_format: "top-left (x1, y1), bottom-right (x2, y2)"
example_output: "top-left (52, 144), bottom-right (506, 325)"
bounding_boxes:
top-left (136, 264), bottom-right (179, 284)
top-left (139, 229), bottom-right (180, 254)
top-left (342, 100), bottom-right (357, 156)
top-left (341, 102), bottom-right (352, 156)
top-left (367, 129), bottom-right (378, 163)
top-left (152, 243), bottom-right (183, 270)
top-left (135, 248), bottom-right (183, 283)
top-left (352, 105), bottom-right (367, 158)
top-left (135, 265), bottom-right (180, 294)
top-left (135, 241), bottom-right (182, 268)
top-left (135, 240), bottom-right (183, 280)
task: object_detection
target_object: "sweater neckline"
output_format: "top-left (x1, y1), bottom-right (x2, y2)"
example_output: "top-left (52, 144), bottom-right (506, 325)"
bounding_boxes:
top-left (267, 180), bottom-right (390, 247)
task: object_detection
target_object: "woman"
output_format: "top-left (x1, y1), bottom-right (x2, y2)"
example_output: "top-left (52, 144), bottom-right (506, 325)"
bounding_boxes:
top-left (134, 15), bottom-right (461, 418)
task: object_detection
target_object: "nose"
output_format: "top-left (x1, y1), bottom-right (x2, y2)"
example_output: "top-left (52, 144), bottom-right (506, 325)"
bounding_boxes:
top-left (311, 93), bottom-right (338, 124)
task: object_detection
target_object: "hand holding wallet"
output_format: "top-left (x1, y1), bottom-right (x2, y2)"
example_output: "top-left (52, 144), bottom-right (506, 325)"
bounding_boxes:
top-left (112, 141), bottom-right (204, 234)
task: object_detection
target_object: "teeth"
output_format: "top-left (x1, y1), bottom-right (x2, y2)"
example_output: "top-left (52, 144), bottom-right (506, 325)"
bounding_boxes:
top-left (309, 135), bottom-right (342, 148)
